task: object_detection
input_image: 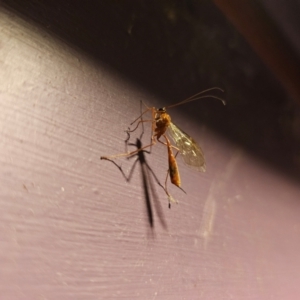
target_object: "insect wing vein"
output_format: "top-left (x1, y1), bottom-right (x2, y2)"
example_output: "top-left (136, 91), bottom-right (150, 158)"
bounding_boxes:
top-left (168, 122), bottom-right (206, 172)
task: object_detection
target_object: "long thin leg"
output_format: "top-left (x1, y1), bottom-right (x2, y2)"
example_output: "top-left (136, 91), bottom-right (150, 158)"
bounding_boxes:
top-left (103, 157), bottom-right (139, 182)
top-left (130, 106), bottom-right (151, 126)
top-left (130, 102), bottom-right (155, 152)
top-left (101, 141), bottom-right (156, 160)
top-left (157, 138), bottom-right (180, 151)
top-left (127, 119), bottom-right (154, 134)
top-left (127, 106), bottom-right (158, 154)
top-left (140, 100), bottom-right (145, 140)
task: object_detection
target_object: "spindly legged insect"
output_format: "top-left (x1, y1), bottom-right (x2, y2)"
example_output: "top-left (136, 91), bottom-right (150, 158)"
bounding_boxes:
top-left (101, 87), bottom-right (225, 205)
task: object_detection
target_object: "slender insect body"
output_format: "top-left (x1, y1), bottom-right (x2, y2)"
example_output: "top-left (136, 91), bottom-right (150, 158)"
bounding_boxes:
top-left (166, 137), bottom-right (180, 187)
top-left (101, 87), bottom-right (225, 206)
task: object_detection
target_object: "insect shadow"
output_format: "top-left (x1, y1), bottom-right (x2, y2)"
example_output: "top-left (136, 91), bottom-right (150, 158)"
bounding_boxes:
top-left (101, 88), bottom-right (225, 206)
top-left (103, 131), bottom-right (167, 229)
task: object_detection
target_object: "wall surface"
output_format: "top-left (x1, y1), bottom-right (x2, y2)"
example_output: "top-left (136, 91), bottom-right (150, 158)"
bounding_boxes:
top-left (1, 1), bottom-right (300, 299)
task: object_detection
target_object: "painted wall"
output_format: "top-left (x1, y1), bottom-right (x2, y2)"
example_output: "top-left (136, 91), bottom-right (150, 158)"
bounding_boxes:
top-left (1, 2), bottom-right (300, 299)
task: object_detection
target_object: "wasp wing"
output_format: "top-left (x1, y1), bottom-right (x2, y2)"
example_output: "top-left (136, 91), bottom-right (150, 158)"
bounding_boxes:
top-left (167, 122), bottom-right (206, 172)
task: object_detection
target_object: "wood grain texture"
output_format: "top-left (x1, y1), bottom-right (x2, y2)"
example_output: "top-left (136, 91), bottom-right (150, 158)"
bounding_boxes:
top-left (1, 4), bottom-right (300, 300)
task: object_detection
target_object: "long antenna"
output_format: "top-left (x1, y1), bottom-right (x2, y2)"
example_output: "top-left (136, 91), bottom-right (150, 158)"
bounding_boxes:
top-left (166, 87), bottom-right (226, 108)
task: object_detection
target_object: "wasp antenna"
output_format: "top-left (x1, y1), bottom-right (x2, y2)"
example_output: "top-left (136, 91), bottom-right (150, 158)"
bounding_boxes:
top-left (167, 94), bottom-right (225, 108)
top-left (166, 88), bottom-right (225, 108)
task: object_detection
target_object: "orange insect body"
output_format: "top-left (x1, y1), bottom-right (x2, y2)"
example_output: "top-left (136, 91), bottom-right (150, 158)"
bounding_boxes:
top-left (154, 109), bottom-right (171, 140)
top-left (166, 136), bottom-right (180, 187)
top-left (101, 87), bottom-right (225, 205)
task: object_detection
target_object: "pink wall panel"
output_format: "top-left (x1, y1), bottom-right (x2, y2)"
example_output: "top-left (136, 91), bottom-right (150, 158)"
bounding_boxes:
top-left (1, 2), bottom-right (300, 299)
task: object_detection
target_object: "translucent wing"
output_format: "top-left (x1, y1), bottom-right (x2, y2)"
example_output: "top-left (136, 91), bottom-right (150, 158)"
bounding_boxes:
top-left (167, 122), bottom-right (206, 172)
